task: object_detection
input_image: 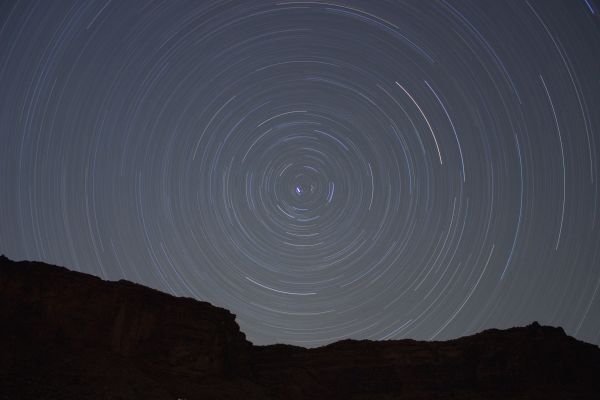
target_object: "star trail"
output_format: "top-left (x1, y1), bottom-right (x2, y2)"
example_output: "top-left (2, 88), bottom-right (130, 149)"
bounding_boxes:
top-left (1, 0), bottom-right (599, 347)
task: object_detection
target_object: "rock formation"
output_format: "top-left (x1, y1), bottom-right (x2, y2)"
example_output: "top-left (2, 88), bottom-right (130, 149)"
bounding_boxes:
top-left (1, 255), bottom-right (599, 399)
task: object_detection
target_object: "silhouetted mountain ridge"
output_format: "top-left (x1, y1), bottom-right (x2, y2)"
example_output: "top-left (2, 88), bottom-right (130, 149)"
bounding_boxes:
top-left (1, 255), bottom-right (599, 399)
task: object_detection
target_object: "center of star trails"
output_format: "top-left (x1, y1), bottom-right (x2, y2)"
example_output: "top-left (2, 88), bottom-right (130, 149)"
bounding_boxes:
top-left (294, 182), bottom-right (314, 197)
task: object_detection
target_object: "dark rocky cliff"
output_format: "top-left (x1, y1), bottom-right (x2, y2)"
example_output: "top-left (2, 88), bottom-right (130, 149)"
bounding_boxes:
top-left (1, 255), bottom-right (599, 399)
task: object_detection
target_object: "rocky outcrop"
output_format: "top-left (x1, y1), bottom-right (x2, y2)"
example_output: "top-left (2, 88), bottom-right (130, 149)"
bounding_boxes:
top-left (1, 255), bottom-right (599, 399)
top-left (249, 323), bottom-right (600, 399)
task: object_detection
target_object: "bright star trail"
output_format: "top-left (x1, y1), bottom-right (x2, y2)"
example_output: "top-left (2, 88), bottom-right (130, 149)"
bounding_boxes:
top-left (1, 0), bottom-right (599, 347)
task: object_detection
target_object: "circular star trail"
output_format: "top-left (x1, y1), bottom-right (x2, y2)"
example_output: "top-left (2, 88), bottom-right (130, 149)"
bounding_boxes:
top-left (1, 0), bottom-right (599, 347)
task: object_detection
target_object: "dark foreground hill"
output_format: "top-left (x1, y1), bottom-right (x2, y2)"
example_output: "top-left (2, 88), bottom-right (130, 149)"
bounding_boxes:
top-left (1, 255), bottom-right (599, 399)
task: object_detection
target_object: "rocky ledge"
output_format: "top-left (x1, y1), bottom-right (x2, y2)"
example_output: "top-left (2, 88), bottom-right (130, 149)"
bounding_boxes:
top-left (1, 255), bottom-right (599, 399)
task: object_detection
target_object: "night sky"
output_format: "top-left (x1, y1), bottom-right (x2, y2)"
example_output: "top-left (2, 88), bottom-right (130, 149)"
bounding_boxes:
top-left (1, 0), bottom-right (599, 347)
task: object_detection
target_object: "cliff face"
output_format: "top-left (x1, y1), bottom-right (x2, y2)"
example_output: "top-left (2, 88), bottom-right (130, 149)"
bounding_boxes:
top-left (0, 255), bottom-right (256, 399)
top-left (1, 255), bottom-right (599, 399)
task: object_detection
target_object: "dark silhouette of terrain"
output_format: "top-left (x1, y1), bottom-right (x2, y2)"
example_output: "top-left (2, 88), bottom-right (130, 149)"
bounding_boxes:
top-left (1, 255), bottom-right (599, 399)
